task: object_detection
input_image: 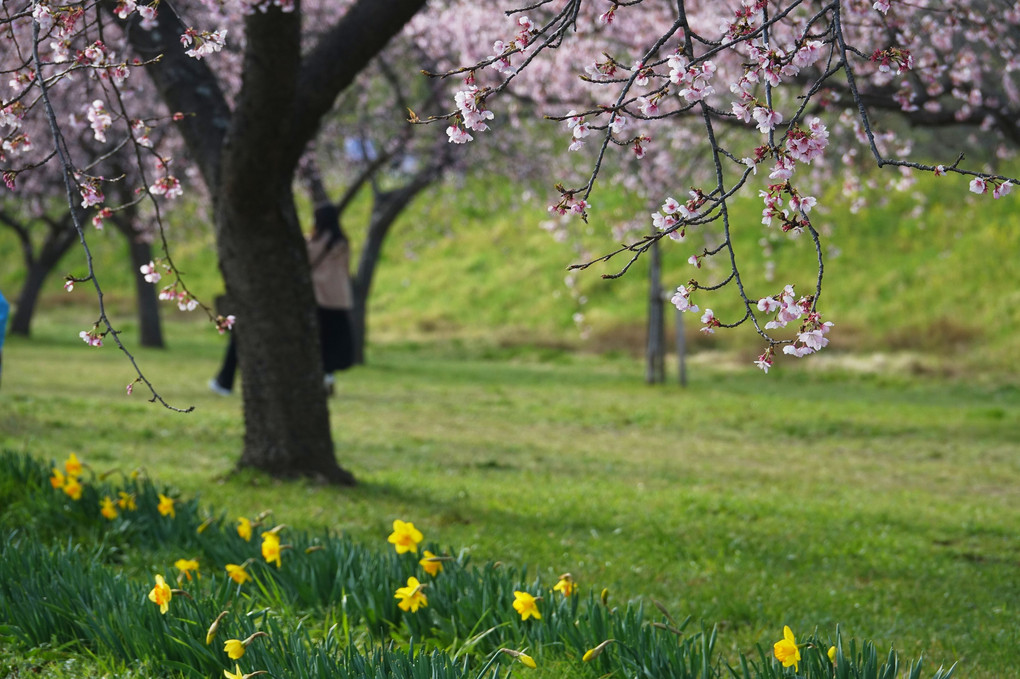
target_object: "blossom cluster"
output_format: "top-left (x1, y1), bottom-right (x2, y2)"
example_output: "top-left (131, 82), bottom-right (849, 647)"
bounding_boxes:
top-left (158, 283), bottom-right (200, 311)
top-left (425, 0), bottom-right (1020, 381)
top-left (447, 85), bottom-right (495, 144)
top-left (180, 28), bottom-right (229, 60)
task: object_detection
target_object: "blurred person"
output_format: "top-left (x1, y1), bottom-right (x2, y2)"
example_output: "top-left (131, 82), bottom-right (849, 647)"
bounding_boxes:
top-left (209, 204), bottom-right (355, 396)
top-left (306, 202), bottom-right (356, 394)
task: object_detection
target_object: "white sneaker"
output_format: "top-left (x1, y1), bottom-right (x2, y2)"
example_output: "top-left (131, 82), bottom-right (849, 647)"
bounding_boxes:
top-left (208, 378), bottom-right (232, 396)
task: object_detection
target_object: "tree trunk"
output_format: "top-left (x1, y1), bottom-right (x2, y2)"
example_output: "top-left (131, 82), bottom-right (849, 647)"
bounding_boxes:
top-left (218, 191), bottom-right (354, 484)
top-left (111, 0), bottom-right (426, 483)
top-left (9, 218), bottom-right (78, 336)
top-left (645, 237), bottom-right (666, 384)
top-left (350, 177), bottom-right (436, 363)
top-left (217, 11), bottom-right (353, 484)
top-left (10, 262), bottom-right (49, 337)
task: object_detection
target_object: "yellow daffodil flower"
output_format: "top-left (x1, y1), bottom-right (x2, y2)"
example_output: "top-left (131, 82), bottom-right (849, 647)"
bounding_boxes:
top-left (237, 517), bottom-right (253, 541)
top-left (63, 476), bottom-right (83, 501)
top-left (828, 646), bottom-right (837, 663)
top-left (394, 576), bottom-right (428, 612)
top-left (224, 638), bottom-right (245, 660)
top-left (148, 574), bottom-right (172, 614)
top-left (261, 531), bottom-right (281, 568)
top-left (226, 563), bottom-right (251, 585)
top-left (221, 631), bottom-right (269, 660)
top-left (512, 591), bottom-right (541, 621)
top-left (553, 573), bottom-right (575, 597)
top-left (157, 493), bottom-right (175, 518)
top-left (50, 468), bottom-right (66, 489)
top-left (100, 496), bottom-right (118, 520)
top-left (174, 558), bottom-right (200, 582)
top-left (419, 550), bottom-right (443, 576)
top-left (223, 664), bottom-right (243, 679)
top-left (387, 519), bottom-right (423, 554)
top-left (65, 453), bottom-right (83, 476)
top-left (117, 491), bottom-right (137, 511)
top-left (773, 625), bottom-right (801, 671)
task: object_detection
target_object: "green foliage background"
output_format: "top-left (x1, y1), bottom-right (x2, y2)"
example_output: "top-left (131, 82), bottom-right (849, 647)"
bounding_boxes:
top-left (1, 166), bottom-right (1017, 372)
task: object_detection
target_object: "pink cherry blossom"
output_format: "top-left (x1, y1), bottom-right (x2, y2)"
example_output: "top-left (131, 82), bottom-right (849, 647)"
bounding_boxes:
top-left (670, 285), bottom-right (699, 313)
top-left (752, 106), bottom-right (783, 133)
top-left (114, 1), bottom-right (137, 20)
top-left (86, 100), bottom-right (113, 143)
top-left (754, 349), bottom-right (773, 373)
top-left (140, 261), bottom-right (162, 284)
top-left (150, 176), bottom-right (183, 200)
top-left (446, 123), bottom-right (473, 144)
top-left (699, 308), bottom-right (719, 334)
top-left (78, 178), bottom-right (104, 208)
top-left (181, 28), bottom-right (228, 60)
top-left (79, 330), bottom-right (103, 347)
top-left (636, 96), bottom-right (660, 117)
top-left (217, 314), bottom-right (237, 334)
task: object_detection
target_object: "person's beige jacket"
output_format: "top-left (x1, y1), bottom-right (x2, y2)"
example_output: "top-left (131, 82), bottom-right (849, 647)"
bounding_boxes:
top-left (306, 233), bottom-right (354, 310)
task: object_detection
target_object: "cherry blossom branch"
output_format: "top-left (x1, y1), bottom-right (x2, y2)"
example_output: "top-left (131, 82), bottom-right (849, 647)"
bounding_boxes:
top-left (29, 15), bottom-right (194, 413)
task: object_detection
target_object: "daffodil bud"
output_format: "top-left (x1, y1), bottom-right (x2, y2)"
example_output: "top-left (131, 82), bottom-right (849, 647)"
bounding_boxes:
top-left (582, 639), bottom-right (615, 662)
top-left (205, 610), bottom-right (229, 645)
top-left (499, 649), bottom-right (537, 669)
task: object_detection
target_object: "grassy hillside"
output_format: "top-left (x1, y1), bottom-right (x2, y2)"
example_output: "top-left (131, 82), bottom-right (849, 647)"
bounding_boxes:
top-left (1, 167), bottom-right (1017, 374)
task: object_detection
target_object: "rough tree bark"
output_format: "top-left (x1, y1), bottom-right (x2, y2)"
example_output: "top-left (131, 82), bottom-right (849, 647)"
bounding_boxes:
top-left (645, 237), bottom-right (666, 385)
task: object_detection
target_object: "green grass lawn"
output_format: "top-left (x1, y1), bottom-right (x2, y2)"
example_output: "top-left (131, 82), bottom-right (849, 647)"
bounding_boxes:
top-left (2, 314), bottom-right (1017, 678)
